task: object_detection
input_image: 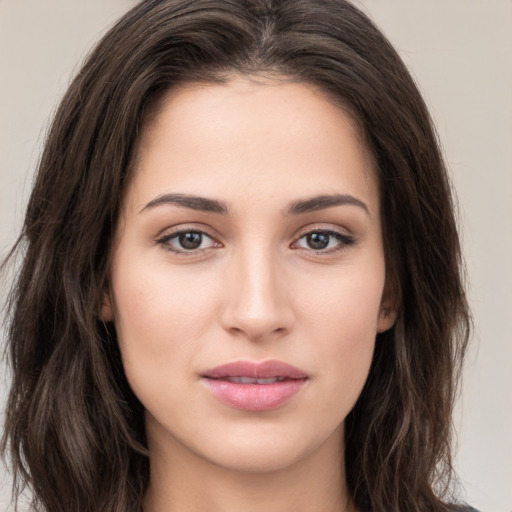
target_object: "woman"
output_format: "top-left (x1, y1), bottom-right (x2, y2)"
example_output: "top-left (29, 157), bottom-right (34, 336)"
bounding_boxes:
top-left (1, 1), bottom-right (475, 511)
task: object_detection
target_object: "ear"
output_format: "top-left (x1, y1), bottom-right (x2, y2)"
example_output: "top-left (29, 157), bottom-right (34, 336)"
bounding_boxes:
top-left (100, 291), bottom-right (114, 322)
top-left (377, 305), bottom-right (397, 333)
top-left (377, 277), bottom-right (399, 333)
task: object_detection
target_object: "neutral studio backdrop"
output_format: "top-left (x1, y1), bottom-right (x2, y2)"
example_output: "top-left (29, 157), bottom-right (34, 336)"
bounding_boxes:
top-left (0, 1), bottom-right (511, 511)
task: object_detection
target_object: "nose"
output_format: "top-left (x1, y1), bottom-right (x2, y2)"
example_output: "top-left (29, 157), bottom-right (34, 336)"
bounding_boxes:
top-left (220, 245), bottom-right (294, 342)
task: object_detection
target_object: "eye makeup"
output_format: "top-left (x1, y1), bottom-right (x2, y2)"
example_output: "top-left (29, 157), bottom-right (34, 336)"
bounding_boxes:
top-left (155, 223), bottom-right (356, 257)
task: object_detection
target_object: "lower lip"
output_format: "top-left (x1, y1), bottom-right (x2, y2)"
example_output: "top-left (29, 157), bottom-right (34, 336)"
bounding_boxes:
top-left (201, 378), bottom-right (307, 411)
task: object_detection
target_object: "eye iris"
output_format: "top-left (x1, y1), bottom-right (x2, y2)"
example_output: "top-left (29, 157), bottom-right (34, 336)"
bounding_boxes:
top-left (179, 232), bottom-right (202, 249)
top-left (307, 232), bottom-right (330, 249)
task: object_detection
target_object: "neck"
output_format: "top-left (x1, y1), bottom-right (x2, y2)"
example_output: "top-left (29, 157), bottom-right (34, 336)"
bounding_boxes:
top-left (143, 424), bottom-right (355, 512)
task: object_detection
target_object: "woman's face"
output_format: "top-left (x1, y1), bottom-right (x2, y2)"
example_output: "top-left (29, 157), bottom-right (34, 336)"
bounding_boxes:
top-left (103, 76), bottom-right (396, 473)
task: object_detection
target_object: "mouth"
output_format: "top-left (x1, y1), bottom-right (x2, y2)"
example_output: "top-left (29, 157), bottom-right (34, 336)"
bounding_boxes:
top-left (217, 376), bottom-right (287, 384)
top-left (200, 360), bottom-right (308, 411)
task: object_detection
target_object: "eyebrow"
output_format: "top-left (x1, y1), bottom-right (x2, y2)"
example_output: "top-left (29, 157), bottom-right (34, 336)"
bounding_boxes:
top-left (139, 192), bottom-right (369, 217)
top-left (140, 193), bottom-right (229, 214)
top-left (285, 194), bottom-right (370, 216)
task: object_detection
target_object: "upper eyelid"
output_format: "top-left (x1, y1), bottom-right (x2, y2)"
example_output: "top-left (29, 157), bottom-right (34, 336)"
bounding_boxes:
top-left (294, 223), bottom-right (352, 239)
top-left (156, 224), bottom-right (219, 240)
top-left (156, 224), bottom-right (351, 239)
top-left (155, 226), bottom-right (221, 255)
top-left (155, 223), bottom-right (353, 247)
top-left (156, 229), bottom-right (220, 255)
top-left (293, 229), bottom-right (354, 246)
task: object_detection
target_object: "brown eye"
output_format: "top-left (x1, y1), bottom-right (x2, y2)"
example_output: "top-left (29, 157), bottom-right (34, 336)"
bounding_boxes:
top-left (294, 230), bottom-right (355, 252)
top-left (157, 230), bottom-right (219, 253)
top-left (179, 232), bottom-right (203, 249)
top-left (305, 232), bottom-right (330, 250)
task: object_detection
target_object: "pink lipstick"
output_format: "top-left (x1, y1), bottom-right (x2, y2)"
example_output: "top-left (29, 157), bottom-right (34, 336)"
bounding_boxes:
top-left (201, 360), bottom-right (308, 411)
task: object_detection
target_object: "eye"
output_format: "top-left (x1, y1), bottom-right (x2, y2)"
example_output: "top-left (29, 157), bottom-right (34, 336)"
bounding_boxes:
top-left (157, 229), bottom-right (220, 254)
top-left (293, 229), bottom-right (355, 253)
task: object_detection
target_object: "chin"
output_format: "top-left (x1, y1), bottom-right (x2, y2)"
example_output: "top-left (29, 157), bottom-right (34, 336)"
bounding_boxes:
top-left (204, 442), bottom-right (314, 474)
top-left (191, 420), bottom-right (344, 475)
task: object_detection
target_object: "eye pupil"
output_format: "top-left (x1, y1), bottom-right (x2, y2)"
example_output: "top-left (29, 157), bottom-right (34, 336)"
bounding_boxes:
top-left (307, 232), bottom-right (330, 249)
top-left (179, 232), bottom-right (202, 249)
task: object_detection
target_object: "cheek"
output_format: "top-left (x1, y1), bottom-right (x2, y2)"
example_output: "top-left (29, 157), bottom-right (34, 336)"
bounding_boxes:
top-left (112, 255), bottom-right (220, 342)
top-left (296, 263), bottom-right (385, 409)
top-left (109, 258), bottom-right (221, 401)
top-left (299, 255), bottom-right (385, 341)
top-left (314, 286), bottom-right (379, 364)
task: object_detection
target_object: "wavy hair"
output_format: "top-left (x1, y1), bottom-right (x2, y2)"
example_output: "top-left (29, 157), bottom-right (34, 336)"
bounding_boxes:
top-left (1, 1), bottom-right (471, 511)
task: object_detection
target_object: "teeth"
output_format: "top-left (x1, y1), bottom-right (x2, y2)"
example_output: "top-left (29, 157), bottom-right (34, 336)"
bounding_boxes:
top-left (225, 376), bottom-right (286, 384)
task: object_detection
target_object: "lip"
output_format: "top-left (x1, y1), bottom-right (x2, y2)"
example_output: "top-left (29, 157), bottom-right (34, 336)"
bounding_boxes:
top-left (201, 360), bottom-right (308, 412)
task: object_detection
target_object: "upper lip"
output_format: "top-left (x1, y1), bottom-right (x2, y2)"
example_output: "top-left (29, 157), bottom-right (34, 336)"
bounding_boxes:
top-left (201, 360), bottom-right (308, 380)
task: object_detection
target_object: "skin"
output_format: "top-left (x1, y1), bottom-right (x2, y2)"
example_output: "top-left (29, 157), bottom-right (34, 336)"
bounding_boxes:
top-left (102, 75), bottom-right (397, 512)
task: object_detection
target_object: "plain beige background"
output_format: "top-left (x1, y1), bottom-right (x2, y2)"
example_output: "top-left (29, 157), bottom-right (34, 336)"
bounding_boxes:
top-left (1, 1), bottom-right (511, 511)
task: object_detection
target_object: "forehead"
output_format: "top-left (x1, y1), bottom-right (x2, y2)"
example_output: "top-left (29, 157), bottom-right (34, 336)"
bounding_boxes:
top-left (127, 76), bottom-right (379, 216)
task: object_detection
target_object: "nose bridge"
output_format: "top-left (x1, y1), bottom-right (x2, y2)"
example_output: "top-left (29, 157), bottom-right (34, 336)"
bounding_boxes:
top-left (222, 240), bottom-right (292, 341)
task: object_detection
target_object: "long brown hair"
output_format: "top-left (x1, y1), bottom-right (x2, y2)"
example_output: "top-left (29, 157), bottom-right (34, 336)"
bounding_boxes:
top-left (1, 1), bottom-right (471, 511)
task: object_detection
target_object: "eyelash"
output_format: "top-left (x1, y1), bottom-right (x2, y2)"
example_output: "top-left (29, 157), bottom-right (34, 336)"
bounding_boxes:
top-left (292, 228), bottom-right (356, 254)
top-left (156, 227), bottom-right (220, 255)
top-left (156, 227), bottom-right (356, 255)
